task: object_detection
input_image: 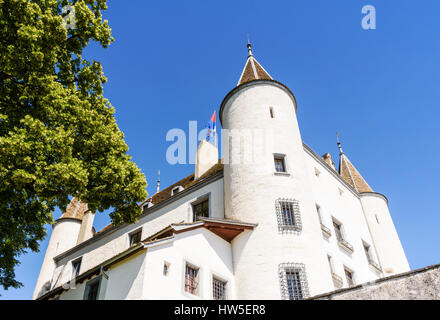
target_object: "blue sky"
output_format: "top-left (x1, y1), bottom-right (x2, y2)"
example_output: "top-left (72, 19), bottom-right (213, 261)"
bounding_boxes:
top-left (2, 0), bottom-right (440, 299)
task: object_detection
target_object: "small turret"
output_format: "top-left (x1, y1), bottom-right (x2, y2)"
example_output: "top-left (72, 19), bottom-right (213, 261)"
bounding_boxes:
top-left (336, 140), bottom-right (410, 275)
top-left (33, 198), bottom-right (93, 299)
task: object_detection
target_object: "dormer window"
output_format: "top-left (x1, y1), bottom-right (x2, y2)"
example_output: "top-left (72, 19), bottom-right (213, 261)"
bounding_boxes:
top-left (142, 201), bottom-right (153, 213)
top-left (129, 228), bottom-right (142, 246)
top-left (171, 186), bottom-right (184, 196)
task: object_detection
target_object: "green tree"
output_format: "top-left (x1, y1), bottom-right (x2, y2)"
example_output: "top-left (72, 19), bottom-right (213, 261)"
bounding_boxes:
top-left (0, 0), bottom-right (148, 290)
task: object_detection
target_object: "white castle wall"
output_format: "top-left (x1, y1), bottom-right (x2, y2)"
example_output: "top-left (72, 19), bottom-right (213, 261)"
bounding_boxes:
top-left (222, 81), bottom-right (334, 298)
top-left (48, 178), bottom-right (224, 291)
top-left (55, 227), bottom-right (234, 300)
top-left (303, 150), bottom-right (385, 287)
top-left (143, 228), bottom-right (234, 300)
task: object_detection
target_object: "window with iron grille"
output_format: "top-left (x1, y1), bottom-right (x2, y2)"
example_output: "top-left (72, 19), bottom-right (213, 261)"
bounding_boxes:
top-left (279, 263), bottom-right (309, 300)
top-left (129, 229), bottom-right (142, 246)
top-left (275, 199), bottom-right (301, 232)
top-left (212, 277), bottom-right (227, 300)
top-left (193, 199), bottom-right (209, 221)
top-left (184, 264), bottom-right (200, 295)
top-left (72, 257), bottom-right (82, 278)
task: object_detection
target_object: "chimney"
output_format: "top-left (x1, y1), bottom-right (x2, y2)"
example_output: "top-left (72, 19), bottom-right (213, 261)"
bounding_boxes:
top-left (195, 140), bottom-right (218, 179)
top-left (322, 153), bottom-right (336, 171)
top-left (77, 210), bottom-right (95, 244)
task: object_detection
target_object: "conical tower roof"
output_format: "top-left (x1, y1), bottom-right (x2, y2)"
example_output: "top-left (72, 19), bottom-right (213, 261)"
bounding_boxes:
top-left (59, 198), bottom-right (88, 221)
top-left (237, 43), bottom-right (273, 86)
top-left (338, 143), bottom-right (373, 193)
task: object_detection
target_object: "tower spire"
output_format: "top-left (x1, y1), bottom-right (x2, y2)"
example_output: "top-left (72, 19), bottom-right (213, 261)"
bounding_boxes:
top-left (156, 170), bottom-right (160, 194)
top-left (337, 136), bottom-right (373, 193)
top-left (336, 132), bottom-right (344, 154)
top-left (247, 35), bottom-right (253, 56)
top-left (237, 42), bottom-right (273, 86)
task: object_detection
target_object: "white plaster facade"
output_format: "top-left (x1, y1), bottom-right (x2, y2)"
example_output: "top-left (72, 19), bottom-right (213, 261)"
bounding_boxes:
top-left (33, 46), bottom-right (410, 301)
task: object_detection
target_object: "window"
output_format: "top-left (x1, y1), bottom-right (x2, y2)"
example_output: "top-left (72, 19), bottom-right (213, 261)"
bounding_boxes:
top-left (87, 281), bottom-right (100, 300)
top-left (314, 167), bottom-right (321, 177)
top-left (316, 204), bottom-right (323, 224)
top-left (184, 264), bottom-right (200, 295)
top-left (333, 219), bottom-right (344, 241)
top-left (142, 201), bottom-right (153, 213)
top-left (269, 107), bottom-right (274, 118)
top-left (193, 199), bottom-right (209, 221)
top-left (129, 229), bottom-right (142, 246)
top-left (163, 261), bottom-right (170, 276)
top-left (344, 267), bottom-right (355, 287)
top-left (279, 263), bottom-right (309, 300)
top-left (363, 242), bottom-right (373, 262)
top-left (328, 255), bottom-right (343, 288)
top-left (275, 199), bottom-right (302, 232)
top-left (212, 277), bottom-right (227, 300)
top-left (172, 186), bottom-right (183, 196)
top-left (333, 218), bottom-right (354, 253)
top-left (274, 155), bottom-right (286, 173)
top-left (72, 258), bottom-right (82, 278)
top-left (84, 277), bottom-right (102, 300)
top-left (327, 255), bottom-right (334, 273)
top-left (362, 241), bottom-right (380, 271)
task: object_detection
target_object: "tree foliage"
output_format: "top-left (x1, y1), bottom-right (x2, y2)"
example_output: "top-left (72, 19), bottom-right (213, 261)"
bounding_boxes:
top-left (0, 0), bottom-right (148, 290)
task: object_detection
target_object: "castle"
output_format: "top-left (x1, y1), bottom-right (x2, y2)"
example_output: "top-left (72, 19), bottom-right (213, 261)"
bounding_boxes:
top-left (33, 44), bottom-right (409, 300)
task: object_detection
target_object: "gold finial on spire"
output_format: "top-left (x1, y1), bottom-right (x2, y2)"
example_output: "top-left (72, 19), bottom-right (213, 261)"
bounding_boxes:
top-left (336, 132), bottom-right (344, 155)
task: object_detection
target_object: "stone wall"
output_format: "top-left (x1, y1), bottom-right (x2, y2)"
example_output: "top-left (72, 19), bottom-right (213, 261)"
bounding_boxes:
top-left (312, 263), bottom-right (440, 300)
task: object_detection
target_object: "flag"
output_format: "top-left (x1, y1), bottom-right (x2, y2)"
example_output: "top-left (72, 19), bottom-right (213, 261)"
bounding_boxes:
top-left (206, 111), bottom-right (217, 146)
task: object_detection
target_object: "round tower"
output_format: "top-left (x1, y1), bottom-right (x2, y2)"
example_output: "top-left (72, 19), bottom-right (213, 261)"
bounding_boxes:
top-left (220, 44), bottom-right (333, 299)
top-left (32, 198), bottom-right (86, 299)
top-left (359, 192), bottom-right (410, 275)
top-left (337, 143), bottom-right (410, 276)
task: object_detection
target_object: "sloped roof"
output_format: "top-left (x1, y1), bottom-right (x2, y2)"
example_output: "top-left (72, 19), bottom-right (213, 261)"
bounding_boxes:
top-left (96, 161), bottom-right (224, 235)
top-left (143, 218), bottom-right (257, 244)
top-left (339, 153), bottom-right (373, 193)
top-left (59, 198), bottom-right (88, 221)
top-left (143, 161), bottom-right (223, 206)
top-left (237, 43), bottom-right (273, 86)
